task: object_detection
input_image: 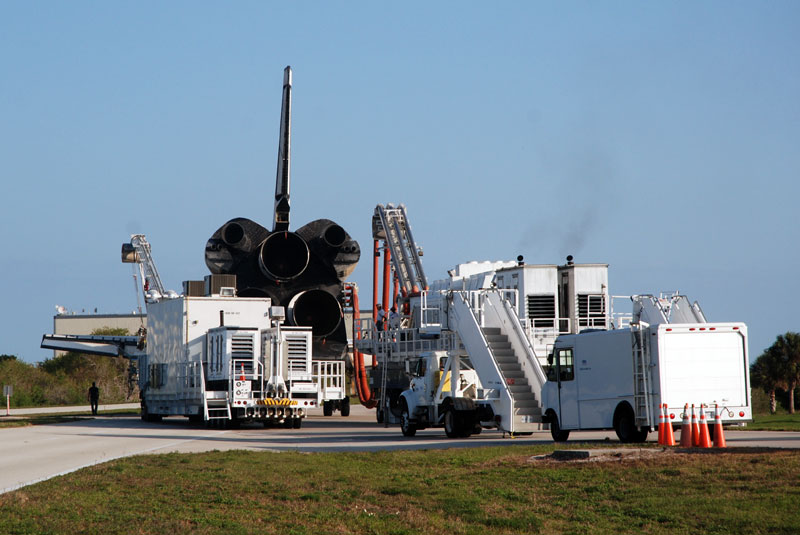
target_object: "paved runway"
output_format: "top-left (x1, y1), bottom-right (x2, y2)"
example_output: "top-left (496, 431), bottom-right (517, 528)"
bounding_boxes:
top-left (2, 405), bottom-right (798, 494)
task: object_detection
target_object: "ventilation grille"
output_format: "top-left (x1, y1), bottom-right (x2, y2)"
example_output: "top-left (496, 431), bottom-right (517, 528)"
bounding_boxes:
top-left (527, 294), bottom-right (556, 328)
top-left (231, 334), bottom-right (255, 357)
top-left (577, 294), bottom-right (606, 328)
top-left (286, 334), bottom-right (310, 374)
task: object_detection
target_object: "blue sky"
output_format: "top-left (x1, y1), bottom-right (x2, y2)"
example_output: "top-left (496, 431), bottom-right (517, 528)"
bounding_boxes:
top-left (1, 2), bottom-right (798, 363)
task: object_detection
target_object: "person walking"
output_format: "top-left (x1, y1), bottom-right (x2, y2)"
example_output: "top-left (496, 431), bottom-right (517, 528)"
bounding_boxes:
top-left (88, 382), bottom-right (99, 415)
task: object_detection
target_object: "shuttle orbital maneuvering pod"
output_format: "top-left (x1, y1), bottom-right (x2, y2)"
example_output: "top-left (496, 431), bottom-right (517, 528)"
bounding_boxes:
top-left (204, 66), bottom-right (360, 359)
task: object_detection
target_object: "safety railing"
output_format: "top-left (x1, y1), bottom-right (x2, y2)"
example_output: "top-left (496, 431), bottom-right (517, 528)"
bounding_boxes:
top-left (313, 360), bottom-right (345, 400)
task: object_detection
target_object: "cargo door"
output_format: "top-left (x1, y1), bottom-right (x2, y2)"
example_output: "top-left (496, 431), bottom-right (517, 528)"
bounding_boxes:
top-left (659, 326), bottom-right (749, 408)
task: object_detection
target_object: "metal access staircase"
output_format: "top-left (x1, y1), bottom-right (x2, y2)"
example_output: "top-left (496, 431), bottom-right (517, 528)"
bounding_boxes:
top-left (204, 392), bottom-right (232, 421)
top-left (198, 358), bottom-right (231, 421)
top-left (450, 290), bottom-right (547, 433)
top-left (482, 327), bottom-right (543, 430)
top-left (373, 204), bottom-right (428, 296)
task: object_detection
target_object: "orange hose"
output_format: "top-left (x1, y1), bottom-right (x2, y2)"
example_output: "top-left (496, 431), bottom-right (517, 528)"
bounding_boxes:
top-left (347, 283), bottom-right (377, 408)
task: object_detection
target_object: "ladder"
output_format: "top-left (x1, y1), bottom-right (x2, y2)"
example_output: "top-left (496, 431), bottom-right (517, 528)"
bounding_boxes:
top-left (204, 393), bottom-right (232, 421)
top-left (631, 322), bottom-right (653, 428)
top-left (199, 355), bottom-right (231, 421)
top-left (373, 204), bottom-right (428, 296)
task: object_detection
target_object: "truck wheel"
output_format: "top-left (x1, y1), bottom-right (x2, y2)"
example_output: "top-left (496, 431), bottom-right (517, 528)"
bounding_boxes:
top-left (444, 408), bottom-right (460, 438)
top-left (400, 401), bottom-right (417, 437)
top-left (548, 410), bottom-right (570, 442)
top-left (292, 417), bottom-right (302, 429)
top-left (376, 408), bottom-right (384, 424)
top-left (614, 404), bottom-right (648, 443)
top-left (323, 400), bottom-right (333, 417)
top-left (457, 411), bottom-right (474, 438)
top-left (340, 397), bottom-right (351, 417)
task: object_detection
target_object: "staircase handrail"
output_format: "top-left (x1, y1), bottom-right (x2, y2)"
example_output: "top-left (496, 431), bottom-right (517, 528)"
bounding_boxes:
top-left (449, 291), bottom-right (512, 403)
top-left (491, 291), bottom-right (547, 390)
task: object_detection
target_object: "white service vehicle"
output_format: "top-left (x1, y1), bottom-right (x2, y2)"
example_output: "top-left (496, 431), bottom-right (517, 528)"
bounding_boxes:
top-left (542, 295), bottom-right (752, 442)
top-left (398, 351), bottom-right (485, 438)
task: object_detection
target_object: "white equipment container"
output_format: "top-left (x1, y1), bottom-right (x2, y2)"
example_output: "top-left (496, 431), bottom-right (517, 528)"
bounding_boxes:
top-left (139, 295), bottom-right (319, 427)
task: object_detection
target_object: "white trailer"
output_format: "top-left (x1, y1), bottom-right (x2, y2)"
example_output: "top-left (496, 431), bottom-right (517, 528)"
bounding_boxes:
top-left (542, 321), bottom-right (752, 442)
top-left (139, 295), bottom-right (319, 427)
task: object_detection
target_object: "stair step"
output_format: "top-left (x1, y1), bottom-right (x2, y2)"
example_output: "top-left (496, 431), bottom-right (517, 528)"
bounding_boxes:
top-left (515, 406), bottom-right (542, 416)
top-left (482, 327), bottom-right (501, 335)
top-left (505, 378), bottom-right (529, 387)
top-left (509, 384), bottom-right (534, 394)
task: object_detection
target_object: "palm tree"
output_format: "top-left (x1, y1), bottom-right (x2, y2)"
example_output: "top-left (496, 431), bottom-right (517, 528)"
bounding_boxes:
top-left (751, 345), bottom-right (787, 414)
top-left (775, 332), bottom-right (800, 414)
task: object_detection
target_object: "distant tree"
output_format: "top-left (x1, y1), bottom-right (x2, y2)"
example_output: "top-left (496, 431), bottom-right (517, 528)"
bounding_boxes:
top-left (753, 332), bottom-right (800, 414)
top-left (751, 346), bottom-right (787, 414)
top-left (0, 354), bottom-right (17, 363)
top-left (775, 333), bottom-right (800, 414)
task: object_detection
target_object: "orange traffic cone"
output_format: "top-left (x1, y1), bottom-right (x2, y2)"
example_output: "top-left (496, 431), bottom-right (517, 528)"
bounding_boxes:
top-left (663, 405), bottom-right (676, 446)
top-left (240, 363), bottom-right (246, 381)
top-left (657, 403), bottom-right (665, 445)
top-left (713, 404), bottom-right (727, 448)
top-left (698, 405), bottom-right (712, 448)
top-left (679, 403), bottom-right (693, 448)
top-left (691, 404), bottom-right (701, 447)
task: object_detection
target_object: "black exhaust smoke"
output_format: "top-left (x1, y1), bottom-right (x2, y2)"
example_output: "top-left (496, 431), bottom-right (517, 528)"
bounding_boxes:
top-left (202, 67), bottom-right (359, 359)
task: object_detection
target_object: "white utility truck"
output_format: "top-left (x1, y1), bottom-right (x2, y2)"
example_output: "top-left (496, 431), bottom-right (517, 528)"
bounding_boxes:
top-left (542, 295), bottom-right (752, 442)
top-left (399, 351), bottom-right (486, 437)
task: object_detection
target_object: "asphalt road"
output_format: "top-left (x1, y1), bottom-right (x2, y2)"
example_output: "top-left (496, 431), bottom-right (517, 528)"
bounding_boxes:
top-left (2, 405), bottom-right (799, 494)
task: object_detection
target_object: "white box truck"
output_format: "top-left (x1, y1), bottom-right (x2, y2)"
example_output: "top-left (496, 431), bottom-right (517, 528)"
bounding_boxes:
top-left (542, 322), bottom-right (752, 442)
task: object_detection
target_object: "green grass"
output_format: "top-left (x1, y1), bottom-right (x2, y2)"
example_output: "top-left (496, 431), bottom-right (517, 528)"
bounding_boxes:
top-left (747, 411), bottom-right (800, 431)
top-left (1, 446), bottom-right (798, 535)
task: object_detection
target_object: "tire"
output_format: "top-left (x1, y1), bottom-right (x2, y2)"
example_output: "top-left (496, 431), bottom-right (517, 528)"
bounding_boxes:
top-left (140, 402), bottom-right (161, 422)
top-left (548, 411), bottom-right (570, 442)
top-left (458, 411), bottom-right (474, 438)
top-left (340, 397), bottom-right (351, 417)
top-left (400, 401), bottom-right (417, 437)
top-left (614, 404), bottom-right (649, 443)
top-left (292, 417), bottom-right (302, 429)
top-left (376, 409), bottom-right (384, 424)
top-left (323, 400), bottom-right (333, 417)
top-left (444, 407), bottom-right (460, 439)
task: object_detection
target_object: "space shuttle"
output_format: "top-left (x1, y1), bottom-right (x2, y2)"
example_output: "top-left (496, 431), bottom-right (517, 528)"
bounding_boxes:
top-left (204, 66), bottom-right (360, 359)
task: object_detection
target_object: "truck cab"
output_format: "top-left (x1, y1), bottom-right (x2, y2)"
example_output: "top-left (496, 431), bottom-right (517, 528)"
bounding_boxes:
top-left (399, 351), bottom-right (481, 438)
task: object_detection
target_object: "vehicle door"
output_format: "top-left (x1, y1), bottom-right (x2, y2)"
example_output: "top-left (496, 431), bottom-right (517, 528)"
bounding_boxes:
top-left (554, 347), bottom-right (579, 429)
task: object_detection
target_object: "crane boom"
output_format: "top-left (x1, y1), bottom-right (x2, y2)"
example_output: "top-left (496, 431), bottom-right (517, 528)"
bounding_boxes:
top-left (121, 234), bottom-right (167, 299)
